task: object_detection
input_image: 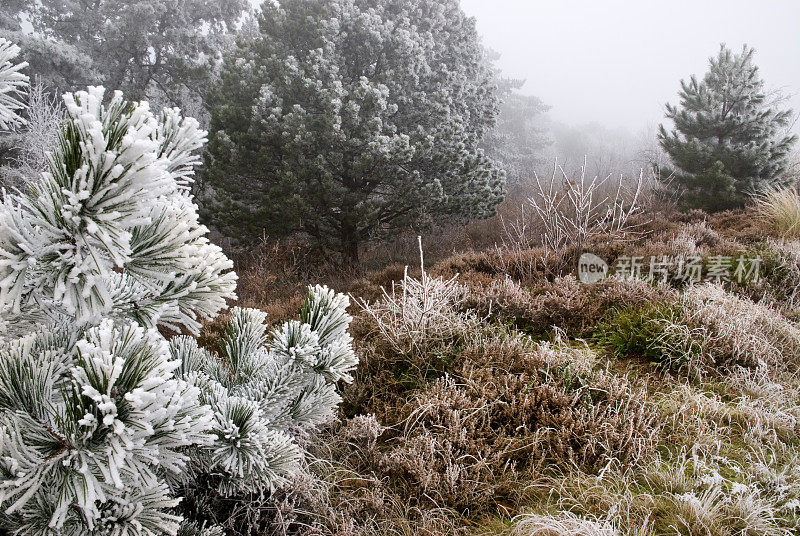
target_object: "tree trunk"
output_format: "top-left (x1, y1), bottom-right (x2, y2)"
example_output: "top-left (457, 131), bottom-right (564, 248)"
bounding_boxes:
top-left (341, 223), bottom-right (360, 266)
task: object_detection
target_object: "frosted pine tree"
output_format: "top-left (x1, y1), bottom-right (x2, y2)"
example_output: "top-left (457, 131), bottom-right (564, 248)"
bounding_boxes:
top-left (205, 0), bottom-right (505, 264)
top-left (659, 44), bottom-right (797, 211)
top-left (0, 48), bottom-right (358, 535)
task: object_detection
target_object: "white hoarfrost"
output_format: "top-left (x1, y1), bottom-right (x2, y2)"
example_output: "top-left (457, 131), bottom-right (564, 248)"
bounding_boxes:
top-left (0, 53), bottom-right (358, 536)
top-left (171, 287), bottom-right (358, 496)
top-left (0, 321), bottom-right (212, 535)
top-left (0, 86), bottom-right (237, 334)
top-left (0, 38), bottom-right (28, 130)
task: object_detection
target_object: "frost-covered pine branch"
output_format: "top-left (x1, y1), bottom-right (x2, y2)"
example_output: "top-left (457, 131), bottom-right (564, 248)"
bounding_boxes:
top-left (0, 86), bottom-right (237, 336)
top-left (0, 320), bottom-right (214, 535)
top-left (0, 82), bottom-right (236, 534)
top-left (0, 38), bottom-right (28, 131)
top-left (0, 62), bottom-right (358, 535)
top-left (171, 285), bottom-right (358, 497)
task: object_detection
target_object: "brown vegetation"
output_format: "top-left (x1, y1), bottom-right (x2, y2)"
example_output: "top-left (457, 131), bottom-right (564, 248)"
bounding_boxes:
top-left (213, 197), bottom-right (800, 536)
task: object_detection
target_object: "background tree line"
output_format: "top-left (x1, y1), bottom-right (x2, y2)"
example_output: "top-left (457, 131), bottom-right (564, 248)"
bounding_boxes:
top-left (0, 0), bottom-right (796, 265)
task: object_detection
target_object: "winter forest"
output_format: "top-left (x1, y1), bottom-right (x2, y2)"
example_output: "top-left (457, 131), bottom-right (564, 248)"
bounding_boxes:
top-left (0, 1), bottom-right (799, 535)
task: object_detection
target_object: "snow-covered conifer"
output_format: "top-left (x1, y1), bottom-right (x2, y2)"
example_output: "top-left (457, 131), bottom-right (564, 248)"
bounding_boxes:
top-left (205, 0), bottom-right (505, 263)
top-left (171, 285), bottom-right (358, 497)
top-left (0, 320), bottom-right (214, 534)
top-left (0, 86), bottom-right (237, 336)
top-left (659, 44), bottom-right (797, 211)
top-left (0, 61), bottom-right (358, 535)
top-left (0, 38), bottom-right (28, 130)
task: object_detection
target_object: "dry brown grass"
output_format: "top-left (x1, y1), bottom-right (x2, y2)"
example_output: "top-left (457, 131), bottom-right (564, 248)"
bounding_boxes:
top-left (754, 188), bottom-right (800, 239)
top-left (324, 329), bottom-right (660, 520)
top-left (208, 201), bottom-right (800, 536)
top-left (464, 275), bottom-right (676, 338)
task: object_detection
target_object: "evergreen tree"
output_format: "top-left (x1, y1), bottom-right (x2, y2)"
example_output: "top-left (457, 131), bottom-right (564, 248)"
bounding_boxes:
top-left (482, 76), bottom-right (550, 191)
top-left (204, 0), bottom-right (505, 263)
top-left (0, 0), bottom-right (250, 105)
top-left (0, 48), bottom-right (357, 535)
top-left (658, 44), bottom-right (798, 211)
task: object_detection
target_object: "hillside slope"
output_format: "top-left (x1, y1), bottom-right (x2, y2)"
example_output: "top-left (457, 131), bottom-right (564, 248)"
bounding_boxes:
top-left (214, 209), bottom-right (800, 536)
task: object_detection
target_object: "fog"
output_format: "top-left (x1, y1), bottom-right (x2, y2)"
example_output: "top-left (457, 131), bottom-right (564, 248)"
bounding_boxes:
top-left (461, 0), bottom-right (800, 136)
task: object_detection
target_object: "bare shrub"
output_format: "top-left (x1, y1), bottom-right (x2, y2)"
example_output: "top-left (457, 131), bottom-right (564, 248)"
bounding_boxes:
top-left (499, 200), bottom-right (543, 251)
top-left (528, 160), bottom-right (645, 252)
top-left (15, 80), bottom-right (63, 171)
top-left (0, 79), bottom-right (64, 190)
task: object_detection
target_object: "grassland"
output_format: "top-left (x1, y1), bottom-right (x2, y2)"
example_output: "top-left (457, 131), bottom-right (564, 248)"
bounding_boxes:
top-left (206, 205), bottom-right (800, 536)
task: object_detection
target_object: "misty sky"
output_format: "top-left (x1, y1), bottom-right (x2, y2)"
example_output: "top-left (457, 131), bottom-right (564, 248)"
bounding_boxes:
top-left (460, 0), bottom-right (800, 135)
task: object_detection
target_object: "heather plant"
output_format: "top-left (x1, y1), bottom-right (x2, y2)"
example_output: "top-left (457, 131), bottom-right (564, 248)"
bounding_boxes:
top-left (506, 372), bottom-right (800, 536)
top-left (668, 221), bottom-right (725, 255)
top-left (754, 241), bottom-right (800, 312)
top-left (437, 245), bottom-right (575, 285)
top-left (368, 333), bottom-right (658, 513)
top-left (223, 212), bottom-right (800, 535)
top-left (468, 274), bottom-right (676, 338)
top-left (682, 284), bottom-right (800, 372)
